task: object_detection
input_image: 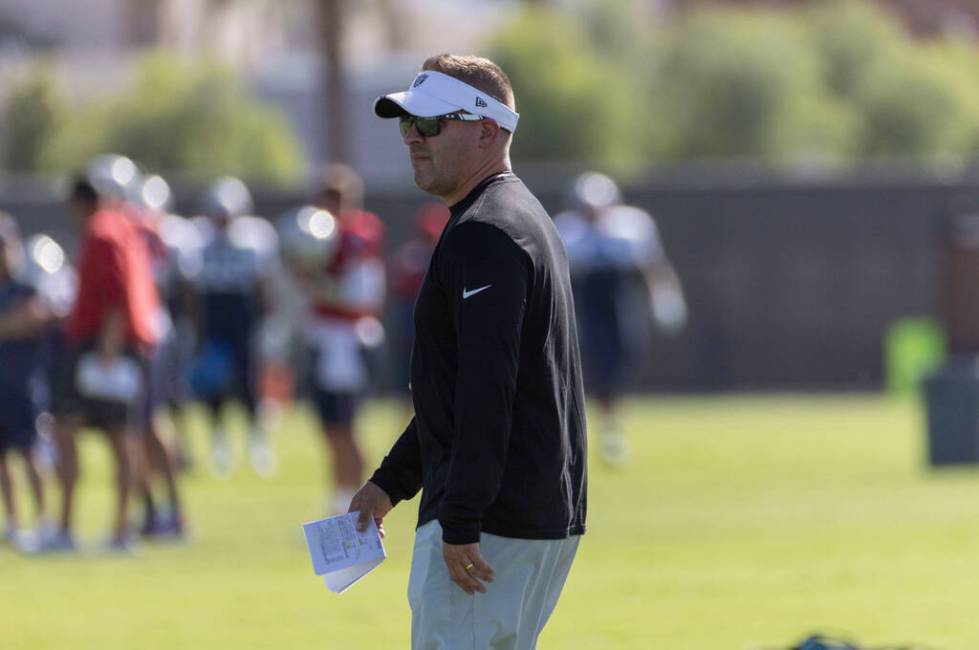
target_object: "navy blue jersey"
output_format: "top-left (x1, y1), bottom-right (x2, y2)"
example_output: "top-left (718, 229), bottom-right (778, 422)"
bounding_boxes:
top-left (0, 279), bottom-right (43, 395)
top-left (194, 235), bottom-right (265, 341)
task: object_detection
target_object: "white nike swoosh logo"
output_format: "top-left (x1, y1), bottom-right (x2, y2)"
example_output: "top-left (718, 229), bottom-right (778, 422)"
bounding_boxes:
top-left (462, 284), bottom-right (492, 300)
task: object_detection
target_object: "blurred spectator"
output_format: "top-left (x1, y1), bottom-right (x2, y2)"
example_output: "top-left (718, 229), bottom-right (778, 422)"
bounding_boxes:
top-left (118, 170), bottom-right (189, 540)
top-left (291, 164), bottom-right (386, 515)
top-left (555, 172), bottom-right (687, 467)
top-left (40, 173), bottom-right (163, 552)
top-left (389, 202), bottom-right (449, 412)
top-left (0, 214), bottom-right (54, 550)
top-left (190, 177), bottom-right (276, 478)
top-left (139, 175), bottom-right (203, 473)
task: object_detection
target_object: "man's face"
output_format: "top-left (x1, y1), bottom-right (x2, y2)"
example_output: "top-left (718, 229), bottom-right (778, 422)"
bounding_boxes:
top-left (402, 115), bottom-right (480, 198)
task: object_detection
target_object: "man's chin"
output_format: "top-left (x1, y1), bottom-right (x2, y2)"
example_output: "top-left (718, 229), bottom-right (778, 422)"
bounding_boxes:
top-left (413, 171), bottom-right (437, 194)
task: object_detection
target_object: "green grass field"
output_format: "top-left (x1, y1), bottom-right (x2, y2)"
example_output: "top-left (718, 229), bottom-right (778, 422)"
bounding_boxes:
top-left (3, 395), bottom-right (979, 649)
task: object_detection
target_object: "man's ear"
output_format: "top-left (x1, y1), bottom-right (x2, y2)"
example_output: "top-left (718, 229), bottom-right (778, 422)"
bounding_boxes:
top-left (477, 119), bottom-right (503, 150)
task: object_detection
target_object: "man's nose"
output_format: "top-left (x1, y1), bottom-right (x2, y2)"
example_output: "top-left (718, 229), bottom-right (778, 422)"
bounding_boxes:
top-left (403, 122), bottom-right (424, 144)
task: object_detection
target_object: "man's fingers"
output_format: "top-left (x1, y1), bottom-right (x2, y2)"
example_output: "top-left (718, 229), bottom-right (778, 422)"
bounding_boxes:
top-left (470, 556), bottom-right (495, 582)
top-left (451, 565), bottom-right (486, 595)
top-left (441, 542), bottom-right (491, 594)
top-left (354, 505), bottom-right (372, 532)
top-left (356, 513), bottom-right (371, 532)
top-left (348, 483), bottom-right (395, 534)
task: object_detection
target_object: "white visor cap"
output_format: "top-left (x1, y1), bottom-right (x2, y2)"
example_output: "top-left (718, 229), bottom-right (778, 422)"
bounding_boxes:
top-left (373, 70), bottom-right (519, 133)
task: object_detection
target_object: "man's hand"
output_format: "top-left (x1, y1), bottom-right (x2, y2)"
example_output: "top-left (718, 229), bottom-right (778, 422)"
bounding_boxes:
top-left (348, 481), bottom-right (393, 538)
top-left (442, 542), bottom-right (495, 595)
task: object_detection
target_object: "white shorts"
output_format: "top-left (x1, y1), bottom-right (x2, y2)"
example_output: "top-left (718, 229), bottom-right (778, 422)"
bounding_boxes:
top-left (408, 520), bottom-right (580, 650)
top-left (305, 317), bottom-right (368, 393)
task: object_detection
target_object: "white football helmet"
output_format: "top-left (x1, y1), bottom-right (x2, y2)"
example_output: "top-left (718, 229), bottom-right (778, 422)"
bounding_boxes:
top-left (276, 205), bottom-right (341, 277)
top-left (22, 234), bottom-right (77, 318)
top-left (86, 153), bottom-right (142, 203)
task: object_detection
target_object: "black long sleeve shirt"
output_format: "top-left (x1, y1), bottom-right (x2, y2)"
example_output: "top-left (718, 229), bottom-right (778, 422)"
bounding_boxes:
top-left (369, 172), bottom-right (588, 545)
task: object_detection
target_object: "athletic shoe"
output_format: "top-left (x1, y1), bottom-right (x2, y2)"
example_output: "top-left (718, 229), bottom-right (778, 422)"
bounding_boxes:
top-left (157, 515), bottom-right (188, 542)
top-left (139, 504), bottom-right (187, 541)
top-left (211, 433), bottom-right (233, 478)
top-left (598, 427), bottom-right (629, 468)
top-left (29, 529), bottom-right (78, 554)
top-left (148, 511), bottom-right (188, 542)
top-left (16, 519), bottom-right (56, 553)
top-left (3, 524), bottom-right (22, 548)
top-left (102, 534), bottom-right (136, 555)
top-left (139, 512), bottom-right (159, 539)
top-left (248, 437), bottom-right (277, 479)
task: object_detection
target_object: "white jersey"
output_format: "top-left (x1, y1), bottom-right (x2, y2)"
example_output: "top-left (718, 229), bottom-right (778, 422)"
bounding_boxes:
top-left (554, 205), bottom-right (663, 274)
top-left (157, 213), bottom-right (204, 298)
top-left (192, 216), bottom-right (275, 295)
top-left (300, 209), bottom-right (387, 394)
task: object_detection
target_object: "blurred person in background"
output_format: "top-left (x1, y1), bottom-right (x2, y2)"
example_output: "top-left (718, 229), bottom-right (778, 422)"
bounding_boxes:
top-left (555, 172), bottom-right (687, 467)
top-left (137, 174), bottom-right (202, 474)
top-left (0, 215), bottom-right (55, 550)
top-left (190, 176), bottom-right (276, 478)
top-left (389, 201), bottom-right (449, 414)
top-left (121, 169), bottom-right (190, 538)
top-left (40, 174), bottom-right (162, 552)
top-left (88, 156), bottom-right (188, 539)
top-left (289, 164), bottom-right (386, 515)
top-left (349, 53), bottom-right (586, 649)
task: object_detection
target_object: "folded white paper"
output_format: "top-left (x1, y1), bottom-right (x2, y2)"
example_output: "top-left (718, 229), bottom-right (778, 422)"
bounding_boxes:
top-left (302, 511), bottom-right (386, 594)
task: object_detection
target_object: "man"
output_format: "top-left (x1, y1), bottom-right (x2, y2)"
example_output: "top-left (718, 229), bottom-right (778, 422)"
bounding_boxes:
top-left (555, 171), bottom-right (687, 466)
top-left (41, 175), bottom-right (162, 552)
top-left (121, 171), bottom-right (190, 538)
top-left (389, 201), bottom-right (450, 415)
top-left (301, 164), bottom-right (386, 515)
top-left (138, 173), bottom-right (198, 474)
top-left (0, 215), bottom-right (53, 549)
top-left (190, 176), bottom-right (276, 478)
top-left (81, 154), bottom-right (188, 539)
top-left (349, 54), bottom-right (587, 649)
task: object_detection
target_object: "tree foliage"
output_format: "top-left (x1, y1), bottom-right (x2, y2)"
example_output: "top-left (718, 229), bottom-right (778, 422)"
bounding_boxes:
top-left (7, 52), bottom-right (303, 185)
top-left (489, 0), bottom-right (979, 169)
top-left (491, 7), bottom-right (644, 171)
top-left (656, 10), bottom-right (830, 160)
top-left (1, 66), bottom-right (67, 173)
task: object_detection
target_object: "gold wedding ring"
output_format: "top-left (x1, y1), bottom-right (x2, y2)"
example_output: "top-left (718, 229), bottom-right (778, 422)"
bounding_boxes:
top-left (464, 562), bottom-right (475, 571)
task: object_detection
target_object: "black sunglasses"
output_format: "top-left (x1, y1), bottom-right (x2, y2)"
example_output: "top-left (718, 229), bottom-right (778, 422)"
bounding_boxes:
top-left (399, 112), bottom-right (484, 138)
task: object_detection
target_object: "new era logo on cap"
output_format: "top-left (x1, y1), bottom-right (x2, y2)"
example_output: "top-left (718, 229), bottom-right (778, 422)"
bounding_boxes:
top-left (475, 97), bottom-right (488, 108)
top-left (413, 74), bottom-right (429, 88)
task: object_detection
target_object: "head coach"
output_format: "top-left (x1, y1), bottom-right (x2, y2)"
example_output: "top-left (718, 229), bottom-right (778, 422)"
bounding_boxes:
top-left (348, 53), bottom-right (588, 648)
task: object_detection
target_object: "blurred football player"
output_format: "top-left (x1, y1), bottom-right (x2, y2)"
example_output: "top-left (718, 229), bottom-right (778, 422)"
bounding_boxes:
top-left (389, 202), bottom-right (449, 414)
top-left (279, 164), bottom-right (385, 514)
top-left (95, 158), bottom-right (189, 539)
top-left (190, 177), bottom-right (277, 478)
top-left (0, 215), bottom-right (57, 550)
top-left (555, 172), bottom-right (687, 466)
top-left (137, 174), bottom-right (201, 474)
top-left (41, 173), bottom-right (162, 553)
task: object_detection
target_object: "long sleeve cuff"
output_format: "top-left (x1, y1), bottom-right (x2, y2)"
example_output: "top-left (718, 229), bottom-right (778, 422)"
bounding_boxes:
top-left (368, 467), bottom-right (413, 507)
top-left (438, 507), bottom-right (482, 545)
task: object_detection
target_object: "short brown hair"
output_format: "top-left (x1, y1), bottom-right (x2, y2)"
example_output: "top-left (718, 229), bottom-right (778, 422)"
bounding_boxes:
top-left (422, 54), bottom-right (515, 110)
